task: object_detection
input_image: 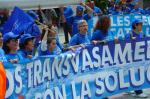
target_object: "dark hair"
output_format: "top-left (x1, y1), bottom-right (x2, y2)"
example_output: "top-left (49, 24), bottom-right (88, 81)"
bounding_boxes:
top-left (3, 40), bottom-right (11, 54)
top-left (132, 23), bottom-right (141, 30)
top-left (19, 38), bottom-right (33, 49)
top-left (94, 15), bottom-right (111, 34)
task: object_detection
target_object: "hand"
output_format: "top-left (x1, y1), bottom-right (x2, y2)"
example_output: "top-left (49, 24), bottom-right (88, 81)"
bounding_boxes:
top-left (27, 55), bottom-right (33, 59)
top-left (92, 40), bottom-right (98, 45)
top-left (132, 37), bottom-right (136, 40)
top-left (9, 59), bottom-right (18, 63)
top-left (114, 37), bottom-right (119, 43)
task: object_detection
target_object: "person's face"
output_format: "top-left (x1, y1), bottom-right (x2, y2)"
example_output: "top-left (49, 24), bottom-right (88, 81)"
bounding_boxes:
top-left (0, 33), bottom-right (3, 47)
top-left (48, 40), bottom-right (56, 51)
top-left (7, 39), bottom-right (18, 51)
top-left (78, 22), bottom-right (88, 34)
top-left (136, 23), bottom-right (143, 32)
top-left (76, 10), bottom-right (83, 16)
top-left (25, 39), bottom-right (34, 51)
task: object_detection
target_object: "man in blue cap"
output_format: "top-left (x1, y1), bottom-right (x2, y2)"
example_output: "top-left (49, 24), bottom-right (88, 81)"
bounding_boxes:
top-left (126, 19), bottom-right (145, 39)
top-left (18, 34), bottom-right (35, 61)
top-left (125, 19), bottom-right (147, 98)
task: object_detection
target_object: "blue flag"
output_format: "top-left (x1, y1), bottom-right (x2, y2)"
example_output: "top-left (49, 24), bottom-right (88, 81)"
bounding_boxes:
top-left (2, 7), bottom-right (34, 35)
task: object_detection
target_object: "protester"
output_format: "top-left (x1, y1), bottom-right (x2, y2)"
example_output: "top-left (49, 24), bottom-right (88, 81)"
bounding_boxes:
top-left (26, 10), bottom-right (41, 49)
top-left (130, 3), bottom-right (145, 14)
top-left (60, 4), bottom-right (92, 37)
top-left (111, 5), bottom-right (123, 15)
top-left (91, 15), bottom-right (114, 43)
top-left (69, 20), bottom-right (90, 46)
top-left (18, 34), bottom-right (35, 61)
top-left (0, 32), bottom-right (7, 62)
top-left (41, 37), bottom-right (59, 55)
top-left (60, 6), bottom-right (73, 44)
top-left (91, 15), bottom-right (116, 99)
top-left (3, 32), bottom-right (22, 63)
top-left (39, 27), bottom-right (62, 56)
top-left (125, 19), bottom-right (148, 98)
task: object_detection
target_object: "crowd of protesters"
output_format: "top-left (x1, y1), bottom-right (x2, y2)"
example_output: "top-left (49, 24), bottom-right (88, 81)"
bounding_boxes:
top-left (0, 0), bottom-right (150, 98)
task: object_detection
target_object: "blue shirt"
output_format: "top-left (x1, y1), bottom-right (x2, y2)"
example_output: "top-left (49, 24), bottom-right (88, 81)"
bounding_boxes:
top-left (92, 29), bottom-right (114, 41)
top-left (5, 53), bottom-right (23, 63)
top-left (66, 14), bottom-right (91, 36)
top-left (93, 6), bottom-right (102, 14)
top-left (40, 47), bottom-right (61, 56)
top-left (69, 33), bottom-right (90, 46)
top-left (18, 49), bottom-right (33, 62)
top-left (0, 48), bottom-right (7, 62)
top-left (131, 8), bottom-right (145, 14)
top-left (125, 31), bottom-right (144, 39)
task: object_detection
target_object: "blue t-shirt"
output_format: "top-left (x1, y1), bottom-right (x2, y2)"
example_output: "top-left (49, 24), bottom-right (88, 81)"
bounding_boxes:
top-left (91, 29), bottom-right (114, 41)
top-left (5, 53), bottom-right (23, 63)
top-left (0, 48), bottom-right (7, 62)
top-left (18, 49), bottom-right (34, 62)
top-left (40, 47), bottom-right (61, 56)
top-left (125, 31), bottom-right (144, 39)
top-left (66, 14), bottom-right (91, 36)
top-left (69, 33), bottom-right (90, 46)
top-left (131, 8), bottom-right (145, 14)
top-left (93, 6), bottom-right (102, 14)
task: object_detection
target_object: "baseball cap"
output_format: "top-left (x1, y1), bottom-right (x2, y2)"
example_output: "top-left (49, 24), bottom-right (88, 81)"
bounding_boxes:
top-left (3, 32), bottom-right (19, 43)
top-left (20, 34), bottom-right (35, 44)
top-left (76, 5), bottom-right (84, 11)
top-left (132, 19), bottom-right (143, 26)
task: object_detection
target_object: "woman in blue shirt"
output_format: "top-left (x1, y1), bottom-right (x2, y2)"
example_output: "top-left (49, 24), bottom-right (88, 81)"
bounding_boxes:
top-left (92, 15), bottom-right (114, 43)
top-left (2, 32), bottom-right (22, 63)
top-left (18, 34), bottom-right (35, 61)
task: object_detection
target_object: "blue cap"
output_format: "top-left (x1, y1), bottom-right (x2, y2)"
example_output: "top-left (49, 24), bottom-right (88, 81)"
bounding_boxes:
top-left (76, 5), bottom-right (84, 11)
top-left (132, 19), bottom-right (143, 26)
top-left (20, 34), bottom-right (35, 44)
top-left (3, 32), bottom-right (19, 43)
top-left (27, 10), bottom-right (39, 20)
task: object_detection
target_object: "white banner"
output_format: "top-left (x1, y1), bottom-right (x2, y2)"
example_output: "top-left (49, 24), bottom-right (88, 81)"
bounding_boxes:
top-left (0, 0), bottom-right (80, 9)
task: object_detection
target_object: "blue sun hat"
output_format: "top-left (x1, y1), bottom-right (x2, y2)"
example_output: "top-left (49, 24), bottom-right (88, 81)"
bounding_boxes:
top-left (3, 32), bottom-right (19, 43)
top-left (20, 34), bottom-right (35, 44)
